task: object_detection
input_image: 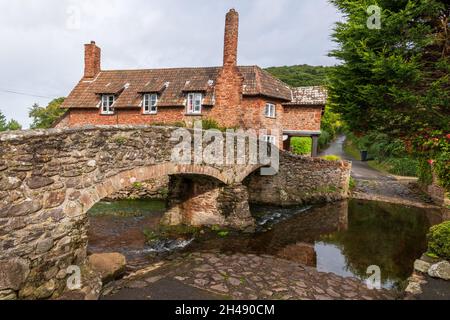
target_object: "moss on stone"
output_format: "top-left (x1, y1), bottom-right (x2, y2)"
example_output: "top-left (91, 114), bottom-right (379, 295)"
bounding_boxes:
top-left (427, 221), bottom-right (450, 260)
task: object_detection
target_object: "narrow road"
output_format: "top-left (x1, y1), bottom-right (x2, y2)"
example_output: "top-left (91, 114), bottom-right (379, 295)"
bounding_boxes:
top-left (319, 135), bottom-right (438, 209)
top-left (319, 135), bottom-right (394, 181)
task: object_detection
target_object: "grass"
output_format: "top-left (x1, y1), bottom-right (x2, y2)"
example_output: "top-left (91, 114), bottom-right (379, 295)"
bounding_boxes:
top-left (349, 177), bottom-right (356, 190)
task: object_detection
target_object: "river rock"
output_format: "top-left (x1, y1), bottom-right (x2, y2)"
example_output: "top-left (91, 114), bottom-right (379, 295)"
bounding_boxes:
top-left (88, 253), bottom-right (126, 283)
top-left (414, 259), bottom-right (431, 273)
top-left (428, 261), bottom-right (450, 280)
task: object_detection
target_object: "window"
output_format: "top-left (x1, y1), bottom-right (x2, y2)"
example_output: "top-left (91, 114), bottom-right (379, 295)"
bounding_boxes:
top-left (143, 93), bottom-right (158, 114)
top-left (187, 93), bottom-right (202, 114)
top-left (264, 103), bottom-right (276, 118)
top-left (262, 135), bottom-right (277, 145)
top-left (101, 94), bottom-right (115, 115)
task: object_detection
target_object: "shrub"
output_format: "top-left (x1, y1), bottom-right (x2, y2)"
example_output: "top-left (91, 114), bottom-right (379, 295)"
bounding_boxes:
top-left (321, 155), bottom-right (341, 161)
top-left (200, 119), bottom-right (222, 131)
top-left (427, 221), bottom-right (450, 260)
top-left (318, 130), bottom-right (331, 149)
top-left (291, 137), bottom-right (311, 155)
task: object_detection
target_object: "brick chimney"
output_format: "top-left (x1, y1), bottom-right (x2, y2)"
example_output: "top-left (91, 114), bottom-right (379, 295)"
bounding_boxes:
top-left (210, 9), bottom-right (244, 128)
top-left (84, 41), bottom-right (101, 79)
top-left (223, 9), bottom-right (239, 68)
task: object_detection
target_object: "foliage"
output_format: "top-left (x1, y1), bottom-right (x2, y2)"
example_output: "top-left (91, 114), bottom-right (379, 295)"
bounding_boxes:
top-left (291, 137), bottom-right (312, 155)
top-left (132, 182), bottom-right (143, 189)
top-left (29, 97), bottom-right (66, 129)
top-left (265, 64), bottom-right (331, 87)
top-left (346, 132), bottom-right (419, 177)
top-left (417, 159), bottom-right (434, 185)
top-left (0, 109), bottom-right (22, 131)
top-left (153, 121), bottom-right (186, 128)
top-left (217, 231), bottom-right (229, 237)
top-left (427, 221), bottom-right (450, 260)
top-left (349, 176), bottom-right (356, 190)
top-left (328, 0), bottom-right (449, 188)
top-left (321, 155), bottom-right (341, 161)
top-left (413, 130), bottom-right (450, 191)
top-left (6, 119), bottom-right (22, 131)
top-left (0, 110), bottom-right (6, 131)
top-left (200, 118), bottom-right (223, 131)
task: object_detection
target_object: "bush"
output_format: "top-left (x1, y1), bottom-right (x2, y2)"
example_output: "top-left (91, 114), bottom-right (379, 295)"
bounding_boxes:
top-left (321, 155), bottom-right (341, 161)
top-left (418, 159), bottom-right (434, 186)
top-left (291, 137), bottom-right (311, 155)
top-left (427, 221), bottom-right (450, 260)
top-left (318, 130), bottom-right (331, 149)
top-left (200, 118), bottom-right (222, 131)
top-left (381, 158), bottom-right (419, 177)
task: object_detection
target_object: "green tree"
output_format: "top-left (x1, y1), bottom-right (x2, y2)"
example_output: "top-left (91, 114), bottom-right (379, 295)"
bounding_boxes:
top-left (6, 119), bottom-right (22, 131)
top-left (29, 97), bottom-right (66, 129)
top-left (328, 0), bottom-right (449, 189)
top-left (0, 109), bottom-right (6, 131)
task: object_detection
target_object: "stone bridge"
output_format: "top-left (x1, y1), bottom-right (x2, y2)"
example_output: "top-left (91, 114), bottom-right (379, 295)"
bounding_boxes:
top-left (0, 125), bottom-right (351, 299)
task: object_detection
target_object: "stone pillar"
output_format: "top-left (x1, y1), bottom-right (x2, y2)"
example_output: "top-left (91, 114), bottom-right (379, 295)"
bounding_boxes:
top-left (311, 135), bottom-right (319, 157)
top-left (162, 175), bottom-right (254, 230)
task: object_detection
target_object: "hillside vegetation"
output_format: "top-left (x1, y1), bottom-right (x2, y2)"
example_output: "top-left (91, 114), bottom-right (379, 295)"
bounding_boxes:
top-left (265, 64), bottom-right (331, 87)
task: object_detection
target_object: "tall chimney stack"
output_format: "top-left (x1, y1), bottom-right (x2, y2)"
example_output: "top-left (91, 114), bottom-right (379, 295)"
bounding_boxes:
top-left (223, 9), bottom-right (239, 68)
top-left (84, 41), bottom-right (101, 79)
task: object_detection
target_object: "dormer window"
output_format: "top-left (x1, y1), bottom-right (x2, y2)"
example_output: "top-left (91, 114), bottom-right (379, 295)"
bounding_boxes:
top-left (101, 94), bottom-right (115, 115)
top-left (187, 93), bottom-right (202, 115)
top-left (264, 103), bottom-right (276, 118)
top-left (143, 93), bottom-right (158, 114)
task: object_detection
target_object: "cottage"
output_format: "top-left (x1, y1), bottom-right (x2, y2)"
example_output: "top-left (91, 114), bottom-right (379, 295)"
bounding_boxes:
top-left (58, 9), bottom-right (327, 155)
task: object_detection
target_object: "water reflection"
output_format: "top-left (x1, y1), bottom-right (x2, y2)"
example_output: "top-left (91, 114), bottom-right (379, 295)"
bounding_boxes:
top-left (87, 198), bottom-right (442, 289)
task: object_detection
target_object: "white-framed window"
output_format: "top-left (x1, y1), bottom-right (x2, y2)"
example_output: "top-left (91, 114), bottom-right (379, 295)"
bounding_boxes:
top-left (101, 94), bottom-right (115, 115)
top-left (187, 93), bottom-right (202, 114)
top-left (262, 135), bottom-right (277, 145)
top-left (143, 93), bottom-right (158, 114)
top-left (264, 103), bottom-right (276, 118)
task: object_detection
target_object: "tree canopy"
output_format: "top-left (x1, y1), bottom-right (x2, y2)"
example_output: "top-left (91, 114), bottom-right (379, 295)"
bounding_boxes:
top-left (328, 0), bottom-right (449, 189)
top-left (29, 97), bottom-right (66, 129)
top-left (0, 109), bottom-right (22, 131)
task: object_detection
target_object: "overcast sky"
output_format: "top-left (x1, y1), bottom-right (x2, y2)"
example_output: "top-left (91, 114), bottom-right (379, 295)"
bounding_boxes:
top-left (0, 0), bottom-right (343, 128)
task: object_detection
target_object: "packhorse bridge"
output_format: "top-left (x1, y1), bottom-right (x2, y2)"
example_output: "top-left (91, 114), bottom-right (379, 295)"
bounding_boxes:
top-left (0, 125), bottom-right (351, 299)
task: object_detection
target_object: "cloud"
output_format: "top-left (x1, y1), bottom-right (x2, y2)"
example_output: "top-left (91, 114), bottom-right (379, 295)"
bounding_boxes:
top-left (0, 0), bottom-right (342, 128)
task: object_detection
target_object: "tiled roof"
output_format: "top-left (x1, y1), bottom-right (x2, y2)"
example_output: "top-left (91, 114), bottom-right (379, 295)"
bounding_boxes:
top-left (61, 66), bottom-right (294, 109)
top-left (284, 86), bottom-right (328, 106)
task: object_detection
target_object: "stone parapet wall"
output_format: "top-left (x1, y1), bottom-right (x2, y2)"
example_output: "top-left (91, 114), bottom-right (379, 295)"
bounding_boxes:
top-left (245, 152), bottom-right (351, 206)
